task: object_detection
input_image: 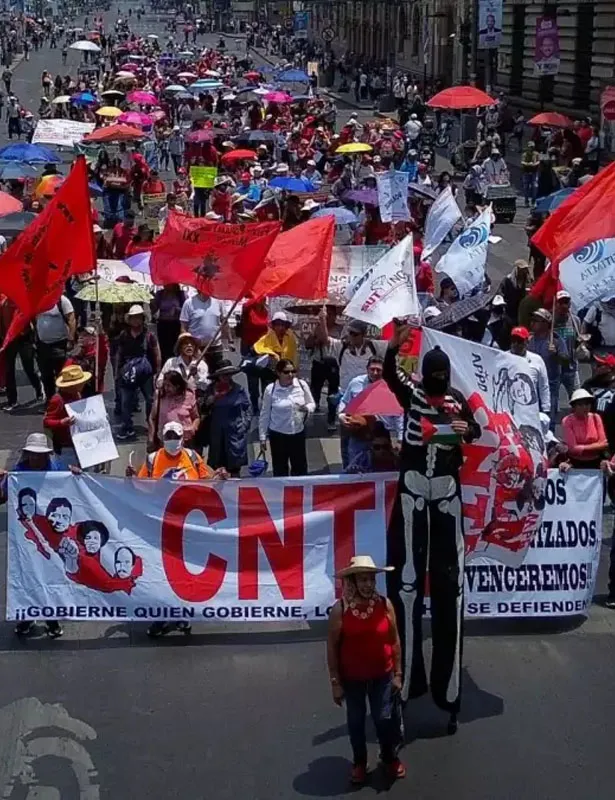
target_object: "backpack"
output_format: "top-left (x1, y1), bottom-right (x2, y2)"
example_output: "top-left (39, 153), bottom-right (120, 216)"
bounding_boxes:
top-left (119, 332), bottom-right (154, 387)
top-left (145, 448), bottom-right (200, 478)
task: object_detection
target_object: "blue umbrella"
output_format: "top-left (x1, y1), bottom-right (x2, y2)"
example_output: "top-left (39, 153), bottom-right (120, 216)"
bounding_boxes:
top-left (535, 187), bottom-right (576, 213)
top-left (269, 176), bottom-right (314, 193)
top-left (71, 91), bottom-right (97, 105)
top-left (0, 162), bottom-right (40, 179)
top-left (313, 207), bottom-right (358, 224)
top-left (190, 81), bottom-right (224, 92)
top-left (277, 69), bottom-right (310, 83)
top-left (0, 143), bottom-right (61, 163)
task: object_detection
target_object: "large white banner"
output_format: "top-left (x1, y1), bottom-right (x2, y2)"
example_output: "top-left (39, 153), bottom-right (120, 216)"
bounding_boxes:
top-left (376, 171), bottom-right (410, 224)
top-left (7, 471), bottom-right (601, 622)
top-left (422, 329), bottom-right (545, 566)
top-left (32, 119), bottom-right (96, 148)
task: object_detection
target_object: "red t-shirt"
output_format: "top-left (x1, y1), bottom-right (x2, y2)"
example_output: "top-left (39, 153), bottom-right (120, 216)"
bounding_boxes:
top-left (241, 301), bottom-right (269, 348)
top-left (112, 222), bottom-right (136, 259)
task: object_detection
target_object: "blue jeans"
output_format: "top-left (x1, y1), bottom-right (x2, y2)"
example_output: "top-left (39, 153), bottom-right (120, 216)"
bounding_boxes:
top-left (342, 673), bottom-right (399, 766)
top-left (522, 172), bottom-right (537, 204)
top-left (120, 377), bottom-right (154, 435)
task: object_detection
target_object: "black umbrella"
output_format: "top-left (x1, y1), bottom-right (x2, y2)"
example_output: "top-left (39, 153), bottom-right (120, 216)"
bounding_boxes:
top-left (0, 211), bottom-right (36, 233)
top-left (236, 130), bottom-right (276, 144)
top-left (425, 290), bottom-right (494, 331)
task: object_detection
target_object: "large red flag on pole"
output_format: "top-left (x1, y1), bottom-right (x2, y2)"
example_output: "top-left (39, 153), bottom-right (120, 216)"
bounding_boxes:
top-left (250, 217), bottom-right (335, 300)
top-left (0, 156), bottom-right (95, 347)
top-left (149, 212), bottom-right (280, 299)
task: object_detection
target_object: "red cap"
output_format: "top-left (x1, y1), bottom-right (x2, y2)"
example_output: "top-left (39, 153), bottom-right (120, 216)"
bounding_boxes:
top-left (594, 353), bottom-right (615, 368)
top-left (241, 172), bottom-right (250, 180)
top-left (511, 326), bottom-right (530, 340)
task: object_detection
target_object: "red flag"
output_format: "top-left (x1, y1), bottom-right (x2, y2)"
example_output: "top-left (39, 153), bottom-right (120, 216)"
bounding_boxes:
top-left (150, 212), bottom-right (280, 300)
top-left (250, 217), bottom-right (335, 300)
top-left (0, 156), bottom-right (95, 348)
top-left (530, 161), bottom-right (615, 304)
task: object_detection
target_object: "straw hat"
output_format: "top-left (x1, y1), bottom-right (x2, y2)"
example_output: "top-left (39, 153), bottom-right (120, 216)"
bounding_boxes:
top-left (570, 388), bottom-right (594, 405)
top-left (336, 555), bottom-right (394, 578)
top-left (174, 332), bottom-right (198, 354)
top-left (56, 364), bottom-right (91, 389)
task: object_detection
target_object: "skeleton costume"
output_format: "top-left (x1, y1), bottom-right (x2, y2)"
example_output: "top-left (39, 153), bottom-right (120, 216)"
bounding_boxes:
top-left (383, 344), bottom-right (480, 732)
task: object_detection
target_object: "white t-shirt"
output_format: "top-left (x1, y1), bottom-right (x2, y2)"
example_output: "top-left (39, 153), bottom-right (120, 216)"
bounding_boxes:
top-left (259, 378), bottom-right (315, 439)
top-left (327, 337), bottom-right (388, 391)
top-left (584, 303), bottom-right (615, 346)
top-left (35, 295), bottom-right (73, 344)
top-left (179, 295), bottom-right (223, 345)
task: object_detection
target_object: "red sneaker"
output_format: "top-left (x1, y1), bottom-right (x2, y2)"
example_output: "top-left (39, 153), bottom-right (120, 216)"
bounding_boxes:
top-left (386, 758), bottom-right (406, 780)
top-left (350, 764), bottom-right (367, 785)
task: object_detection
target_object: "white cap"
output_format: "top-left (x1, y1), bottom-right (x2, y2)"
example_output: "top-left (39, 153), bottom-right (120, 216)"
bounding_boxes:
top-left (205, 211), bottom-right (223, 221)
top-left (301, 198), bottom-right (320, 211)
top-left (126, 304), bottom-right (145, 317)
top-left (162, 421), bottom-right (184, 437)
top-left (271, 311), bottom-right (291, 324)
top-left (556, 289), bottom-right (571, 300)
top-left (92, 224), bottom-right (102, 233)
top-left (23, 433), bottom-right (52, 453)
top-left (492, 294), bottom-right (506, 307)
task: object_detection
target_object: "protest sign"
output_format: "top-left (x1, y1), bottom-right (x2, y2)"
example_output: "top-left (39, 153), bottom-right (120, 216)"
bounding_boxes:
top-left (478, 0), bottom-right (502, 49)
top-left (343, 236), bottom-right (419, 326)
top-left (142, 193), bottom-right (166, 232)
top-left (376, 171), bottom-right (410, 223)
top-left (422, 328), bottom-right (545, 566)
top-left (421, 186), bottom-right (462, 260)
top-left (534, 16), bottom-right (560, 77)
top-left (558, 237), bottom-right (615, 310)
top-left (65, 395), bottom-right (119, 469)
top-left (6, 470), bottom-right (600, 622)
top-left (33, 119), bottom-right (95, 148)
top-left (96, 259), bottom-right (152, 286)
top-left (190, 166), bottom-right (218, 189)
top-left (435, 207), bottom-right (491, 296)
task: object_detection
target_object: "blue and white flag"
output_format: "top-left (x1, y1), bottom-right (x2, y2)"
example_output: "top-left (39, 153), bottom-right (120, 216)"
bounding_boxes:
top-left (558, 238), bottom-right (615, 309)
top-left (421, 187), bottom-right (462, 260)
top-left (376, 170), bottom-right (410, 223)
top-left (435, 207), bottom-right (491, 297)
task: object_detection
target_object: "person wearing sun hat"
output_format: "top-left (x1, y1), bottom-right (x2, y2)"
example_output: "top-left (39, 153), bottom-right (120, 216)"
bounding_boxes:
top-left (43, 364), bottom-right (91, 470)
top-left (327, 555), bottom-right (405, 786)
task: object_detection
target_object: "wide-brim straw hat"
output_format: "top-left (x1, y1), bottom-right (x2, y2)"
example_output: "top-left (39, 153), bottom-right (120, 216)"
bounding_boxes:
top-left (335, 555), bottom-right (394, 578)
top-left (174, 332), bottom-right (199, 354)
top-left (56, 364), bottom-right (92, 388)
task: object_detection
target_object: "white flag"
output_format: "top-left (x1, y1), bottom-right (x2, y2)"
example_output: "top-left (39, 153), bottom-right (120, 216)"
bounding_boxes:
top-left (376, 170), bottom-right (410, 223)
top-left (421, 186), bottom-right (462, 260)
top-left (435, 207), bottom-right (491, 297)
top-left (343, 235), bottom-right (418, 327)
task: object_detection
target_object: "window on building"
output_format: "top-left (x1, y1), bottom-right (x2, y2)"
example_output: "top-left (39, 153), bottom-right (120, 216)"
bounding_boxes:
top-left (398, 7), bottom-right (407, 54)
top-left (574, 3), bottom-right (594, 109)
top-left (510, 4), bottom-right (525, 96)
top-left (411, 6), bottom-right (421, 57)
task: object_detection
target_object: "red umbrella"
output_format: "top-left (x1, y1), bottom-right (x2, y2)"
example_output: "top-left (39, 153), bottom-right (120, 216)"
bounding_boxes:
top-left (83, 124), bottom-right (146, 143)
top-left (427, 85), bottom-right (495, 110)
top-left (185, 129), bottom-right (215, 143)
top-left (528, 111), bottom-right (573, 128)
top-left (0, 191), bottom-right (23, 216)
top-left (244, 71), bottom-right (261, 81)
top-left (220, 149), bottom-right (257, 164)
top-left (345, 380), bottom-right (403, 416)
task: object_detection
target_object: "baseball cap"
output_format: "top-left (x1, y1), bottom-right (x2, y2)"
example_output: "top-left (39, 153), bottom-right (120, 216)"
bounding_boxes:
top-left (511, 326), bottom-right (530, 340)
top-left (491, 294), bottom-right (506, 307)
top-left (514, 259), bottom-right (530, 270)
top-left (163, 421), bottom-right (184, 438)
top-left (532, 308), bottom-right (552, 323)
top-left (347, 319), bottom-right (368, 335)
top-left (556, 290), bottom-right (571, 301)
top-left (594, 353), bottom-right (615, 368)
top-left (126, 304), bottom-right (145, 317)
top-left (271, 311), bottom-right (291, 324)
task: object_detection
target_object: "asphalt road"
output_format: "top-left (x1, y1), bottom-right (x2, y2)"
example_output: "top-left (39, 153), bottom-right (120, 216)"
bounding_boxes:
top-left (0, 8), bottom-right (613, 800)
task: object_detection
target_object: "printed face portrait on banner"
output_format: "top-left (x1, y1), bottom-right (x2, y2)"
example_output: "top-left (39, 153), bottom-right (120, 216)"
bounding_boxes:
top-left (534, 16), bottom-right (560, 76)
top-left (478, 0), bottom-right (502, 49)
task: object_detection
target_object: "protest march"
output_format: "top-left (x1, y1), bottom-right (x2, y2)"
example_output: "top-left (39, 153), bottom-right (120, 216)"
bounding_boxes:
top-left (0, 0), bottom-right (614, 793)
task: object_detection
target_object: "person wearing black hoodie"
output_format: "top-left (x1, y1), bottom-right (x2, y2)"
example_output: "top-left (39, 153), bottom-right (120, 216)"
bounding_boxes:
top-left (383, 327), bottom-right (480, 733)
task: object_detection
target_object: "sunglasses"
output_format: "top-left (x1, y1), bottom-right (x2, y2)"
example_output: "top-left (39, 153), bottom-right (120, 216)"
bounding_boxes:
top-left (282, 369), bottom-right (296, 375)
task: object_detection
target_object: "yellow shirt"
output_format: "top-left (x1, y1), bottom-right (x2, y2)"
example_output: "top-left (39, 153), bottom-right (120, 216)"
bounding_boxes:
top-left (253, 329), bottom-right (299, 368)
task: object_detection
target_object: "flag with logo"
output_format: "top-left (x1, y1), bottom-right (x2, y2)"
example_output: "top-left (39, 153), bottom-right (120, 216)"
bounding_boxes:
top-left (343, 236), bottom-right (418, 327)
top-left (421, 186), bottom-right (462, 260)
top-left (435, 207), bottom-right (491, 297)
top-left (376, 170), bottom-right (410, 223)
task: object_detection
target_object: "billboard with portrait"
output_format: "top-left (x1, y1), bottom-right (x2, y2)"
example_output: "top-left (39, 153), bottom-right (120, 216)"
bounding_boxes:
top-left (534, 16), bottom-right (560, 76)
top-left (478, 0), bottom-right (502, 49)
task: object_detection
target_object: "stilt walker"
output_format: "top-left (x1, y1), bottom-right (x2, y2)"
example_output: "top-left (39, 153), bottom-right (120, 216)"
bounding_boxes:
top-left (383, 324), bottom-right (481, 734)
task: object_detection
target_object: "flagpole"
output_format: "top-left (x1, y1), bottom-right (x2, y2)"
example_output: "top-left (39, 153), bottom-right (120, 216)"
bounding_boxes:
top-left (194, 295), bottom-right (243, 367)
top-left (549, 294), bottom-right (556, 348)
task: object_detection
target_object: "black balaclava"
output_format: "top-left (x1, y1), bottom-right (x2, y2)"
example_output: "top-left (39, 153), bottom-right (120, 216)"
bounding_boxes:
top-left (422, 346), bottom-right (451, 397)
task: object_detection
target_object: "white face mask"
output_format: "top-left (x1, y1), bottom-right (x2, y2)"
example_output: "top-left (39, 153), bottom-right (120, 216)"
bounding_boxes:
top-left (163, 439), bottom-right (182, 456)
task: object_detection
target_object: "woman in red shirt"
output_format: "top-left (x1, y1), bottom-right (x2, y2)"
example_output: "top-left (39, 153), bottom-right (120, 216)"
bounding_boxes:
top-left (327, 556), bottom-right (405, 786)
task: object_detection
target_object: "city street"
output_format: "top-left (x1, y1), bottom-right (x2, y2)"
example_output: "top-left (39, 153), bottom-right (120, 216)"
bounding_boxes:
top-left (0, 8), bottom-right (613, 799)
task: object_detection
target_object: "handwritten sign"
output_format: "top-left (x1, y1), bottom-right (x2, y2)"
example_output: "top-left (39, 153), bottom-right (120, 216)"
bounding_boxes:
top-left (66, 395), bottom-right (119, 469)
top-left (142, 193), bottom-right (166, 232)
top-left (190, 166), bottom-right (218, 189)
top-left (376, 171), bottom-right (410, 223)
top-left (33, 119), bottom-right (95, 148)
